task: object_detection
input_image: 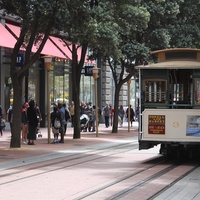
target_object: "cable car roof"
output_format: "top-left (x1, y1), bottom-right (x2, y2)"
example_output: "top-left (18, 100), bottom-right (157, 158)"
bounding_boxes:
top-left (136, 60), bottom-right (200, 69)
top-left (150, 48), bottom-right (200, 55)
top-left (136, 48), bottom-right (200, 69)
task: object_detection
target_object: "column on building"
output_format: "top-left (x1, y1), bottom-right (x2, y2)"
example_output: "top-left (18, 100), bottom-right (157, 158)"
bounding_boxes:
top-left (101, 63), bottom-right (129, 109)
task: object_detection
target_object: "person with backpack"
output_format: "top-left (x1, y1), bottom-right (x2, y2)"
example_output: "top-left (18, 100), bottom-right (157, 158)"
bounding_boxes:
top-left (50, 106), bottom-right (61, 144)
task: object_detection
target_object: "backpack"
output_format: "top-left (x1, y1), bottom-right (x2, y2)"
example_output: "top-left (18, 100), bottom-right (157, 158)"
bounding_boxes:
top-left (54, 117), bottom-right (61, 129)
top-left (65, 109), bottom-right (70, 121)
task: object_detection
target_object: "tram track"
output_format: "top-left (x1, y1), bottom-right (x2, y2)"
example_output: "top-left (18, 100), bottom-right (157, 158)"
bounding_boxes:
top-left (148, 164), bottom-right (200, 200)
top-left (0, 141), bottom-right (140, 185)
top-left (1, 139), bottom-right (195, 200)
top-left (73, 161), bottom-right (198, 200)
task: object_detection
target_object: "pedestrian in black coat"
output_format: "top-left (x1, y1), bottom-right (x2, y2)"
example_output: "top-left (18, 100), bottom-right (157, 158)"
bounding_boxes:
top-left (27, 100), bottom-right (38, 145)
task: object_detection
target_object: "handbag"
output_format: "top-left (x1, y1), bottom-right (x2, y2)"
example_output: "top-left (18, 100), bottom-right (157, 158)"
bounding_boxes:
top-left (54, 118), bottom-right (61, 129)
top-left (1, 119), bottom-right (6, 128)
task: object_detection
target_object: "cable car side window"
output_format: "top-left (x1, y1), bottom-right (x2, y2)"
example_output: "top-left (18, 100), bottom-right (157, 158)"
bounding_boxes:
top-left (194, 79), bottom-right (200, 104)
top-left (143, 79), bottom-right (167, 103)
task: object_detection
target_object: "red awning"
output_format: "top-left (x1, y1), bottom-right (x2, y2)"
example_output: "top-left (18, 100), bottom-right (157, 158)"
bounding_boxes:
top-left (50, 36), bottom-right (96, 64)
top-left (6, 23), bottom-right (66, 58)
top-left (49, 36), bottom-right (72, 60)
top-left (0, 23), bottom-right (17, 48)
top-left (5, 23), bottom-right (96, 63)
top-left (40, 39), bottom-right (66, 58)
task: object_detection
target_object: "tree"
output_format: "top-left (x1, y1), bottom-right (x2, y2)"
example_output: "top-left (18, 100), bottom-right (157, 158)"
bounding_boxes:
top-left (56, 0), bottom-right (150, 137)
top-left (140, 0), bottom-right (181, 51)
top-left (82, 0), bottom-right (200, 134)
top-left (89, 2), bottom-right (150, 132)
top-left (0, 0), bottom-right (69, 147)
top-left (0, 0), bottom-right (150, 143)
top-left (168, 0), bottom-right (200, 48)
top-left (139, 0), bottom-right (200, 51)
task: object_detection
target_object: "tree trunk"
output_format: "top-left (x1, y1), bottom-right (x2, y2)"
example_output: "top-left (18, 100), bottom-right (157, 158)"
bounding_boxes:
top-left (72, 62), bottom-right (81, 139)
top-left (71, 43), bottom-right (88, 139)
top-left (112, 84), bottom-right (121, 133)
top-left (10, 75), bottom-right (23, 148)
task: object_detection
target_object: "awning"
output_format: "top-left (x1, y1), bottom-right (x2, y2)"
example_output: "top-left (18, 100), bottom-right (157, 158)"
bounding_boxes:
top-left (0, 23), bottom-right (17, 49)
top-left (49, 36), bottom-right (72, 60)
top-left (6, 23), bottom-right (66, 58)
top-left (50, 36), bottom-right (96, 64)
top-left (5, 23), bottom-right (96, 63)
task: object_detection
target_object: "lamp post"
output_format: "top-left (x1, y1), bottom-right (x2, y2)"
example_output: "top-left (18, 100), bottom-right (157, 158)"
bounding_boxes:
top-left (91, 67), bottom-right (100, 137)
top-left (127, 79), bottom-right (131, 132)
top-left (42, 56), bottom-right (52, 144)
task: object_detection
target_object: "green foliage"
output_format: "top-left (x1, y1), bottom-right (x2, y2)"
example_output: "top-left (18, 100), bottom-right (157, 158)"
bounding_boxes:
top-left (168, 0), bottom-right (200, 48)
top-left (2, 0), bottom-right (200, 138)
top-left (141, 0), bottom-right (181, 50)
top-left (0, 0), bottom-right (70, 50)
top-left (140, 0), bottom-right (200, 50)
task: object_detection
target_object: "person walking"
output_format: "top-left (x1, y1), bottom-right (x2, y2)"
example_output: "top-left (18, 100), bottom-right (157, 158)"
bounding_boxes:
top-left (27, 100), bottom-right (38, 145)
top-left (58, 103), bottom-right (66, 143)
top-left (91, 105), bottom-right (96, 132)
top-left (0, 105), bottom-right (2, 118)
top-left (36, 103), bottom-right (42, 123)
top-left (110, 105), bottom-right (114, 126)
top-left (69, 101), bottom-right (74, 127)
top-left (126, 105), bottom-right (135, 127)
top-left (50, 106), bottom-right (61, 143)
top-left (0, 105), bottom-right (4, 136)
top-left (118, 105), bottom-right (125, 127)
top-left (103, 103), bottom-right (110, 128)
top-left (7, 104), bottom-right (13, 131)
top-left (80, 101), bottom-right (85, 116)
top-left (21, 102), bottom-right (29, 144)
top-left (63, 103), bottom-right (70, 135)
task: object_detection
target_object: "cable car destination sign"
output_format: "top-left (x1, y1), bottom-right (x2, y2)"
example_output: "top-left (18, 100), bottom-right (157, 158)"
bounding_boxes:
top-left (148, 115), bottom-right (165, 134)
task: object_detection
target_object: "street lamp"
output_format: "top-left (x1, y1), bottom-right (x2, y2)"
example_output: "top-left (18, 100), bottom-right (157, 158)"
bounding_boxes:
top-left (127, 79), bottom-right (131, 132)
top-left (91, 67), bottom-right (100, 137)
top-left (42, 55), bottom-right (52, 144)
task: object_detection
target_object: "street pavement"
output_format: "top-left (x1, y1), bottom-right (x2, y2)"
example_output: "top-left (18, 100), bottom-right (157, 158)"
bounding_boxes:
top-left (0, 121), bottom-right (200, 199)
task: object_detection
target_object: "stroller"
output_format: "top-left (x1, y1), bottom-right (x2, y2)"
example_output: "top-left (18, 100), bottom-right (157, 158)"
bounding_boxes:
top-left (80, 114), bottom-right (89, 132)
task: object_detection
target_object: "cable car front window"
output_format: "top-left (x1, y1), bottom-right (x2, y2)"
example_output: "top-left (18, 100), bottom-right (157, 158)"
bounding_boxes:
top-left (144, 80), bottom-right (166, 103)
top-left (173, 83), bottom-right (184, 102)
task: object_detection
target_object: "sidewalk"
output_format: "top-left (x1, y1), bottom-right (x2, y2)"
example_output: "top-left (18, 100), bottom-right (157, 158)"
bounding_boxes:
top-left (0, 122), bottom-right (139, 163)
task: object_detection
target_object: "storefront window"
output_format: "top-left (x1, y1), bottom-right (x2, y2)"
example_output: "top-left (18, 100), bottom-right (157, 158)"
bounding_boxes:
top-left (80, 74), bottom-right (94, 104)
top-left (50, 61), bottom-right (70, 106)
top-left (28, 64), bottom-right (40, 104)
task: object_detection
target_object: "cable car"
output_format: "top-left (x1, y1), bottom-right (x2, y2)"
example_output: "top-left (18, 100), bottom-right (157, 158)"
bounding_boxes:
top-left (136, 48), bottom-right (200, 157)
